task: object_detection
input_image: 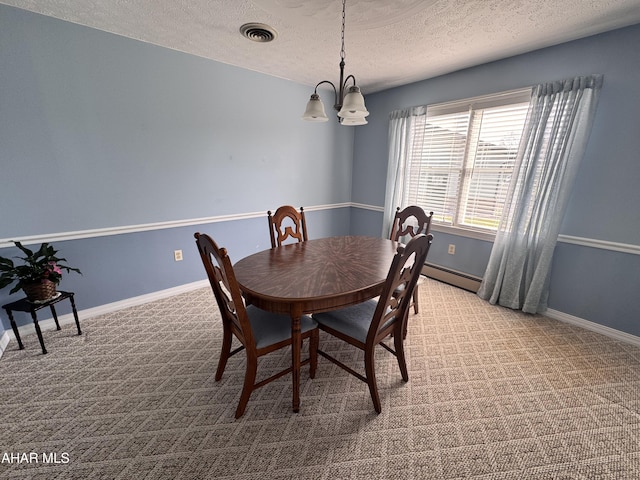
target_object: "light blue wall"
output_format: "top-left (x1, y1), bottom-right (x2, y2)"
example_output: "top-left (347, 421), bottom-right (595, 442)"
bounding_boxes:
top-left (0, 5), bottom-right (354, 331)
top-left (350, 24), bottom-right (640, 336)
top-left (0, 6), bottom-right (353, 237)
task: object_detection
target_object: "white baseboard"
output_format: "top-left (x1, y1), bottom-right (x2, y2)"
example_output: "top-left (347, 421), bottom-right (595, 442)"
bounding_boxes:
top-left (2, 280), bottom-right (209, 346)
top-left (74, 280), bottom-right (209, 321)
top-left (422, 263), bottom-right (482, 293)
top-left (0, 330), bottom-right (10, 359)
top-left (545, 308), bottom-right (640, 348)
top-left (3, 280), bottom-right (638, 357)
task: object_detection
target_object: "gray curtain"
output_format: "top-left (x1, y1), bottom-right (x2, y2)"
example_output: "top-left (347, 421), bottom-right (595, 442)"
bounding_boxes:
top-left (478, 75), bottom-right (603, 313)
top-left (382, 106), bottom-right (425, 238)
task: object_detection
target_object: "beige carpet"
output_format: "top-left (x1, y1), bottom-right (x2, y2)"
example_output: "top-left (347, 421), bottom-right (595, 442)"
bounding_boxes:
top-left (1, 278), bottom-right (639, 479)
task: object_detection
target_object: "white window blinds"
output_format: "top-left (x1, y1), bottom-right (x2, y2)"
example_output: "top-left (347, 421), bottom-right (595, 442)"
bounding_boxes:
top-left (406, 90), bottom-right (531, 232)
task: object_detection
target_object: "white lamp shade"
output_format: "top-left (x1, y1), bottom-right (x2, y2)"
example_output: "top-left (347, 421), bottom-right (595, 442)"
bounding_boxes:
top-left (302, 94), bottom-right (329, 122)
top-left (338, 86), bottom-right (369, 118)
top-left (341, 116), bottom-right (368, 126)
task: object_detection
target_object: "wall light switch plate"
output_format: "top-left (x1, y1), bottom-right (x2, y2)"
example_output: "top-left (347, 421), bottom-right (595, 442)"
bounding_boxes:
top-left (174, 250), bottom-right (183, 261)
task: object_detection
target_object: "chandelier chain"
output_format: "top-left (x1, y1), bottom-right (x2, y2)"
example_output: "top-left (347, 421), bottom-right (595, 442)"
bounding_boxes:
top-left (340, 0), bottom-right (346, 61)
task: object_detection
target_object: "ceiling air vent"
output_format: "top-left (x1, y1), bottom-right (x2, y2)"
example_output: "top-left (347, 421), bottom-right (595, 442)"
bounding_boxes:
top-left (240, 23), bottom-right (277, 43)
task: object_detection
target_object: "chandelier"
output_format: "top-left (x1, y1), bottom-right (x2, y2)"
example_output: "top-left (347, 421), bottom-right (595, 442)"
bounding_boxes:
top-left (302, 0), bottom-right (369, 126)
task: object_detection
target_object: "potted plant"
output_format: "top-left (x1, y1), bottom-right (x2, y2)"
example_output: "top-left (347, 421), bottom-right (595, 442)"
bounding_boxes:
top-left (0, 242), bottom-right (81, 302)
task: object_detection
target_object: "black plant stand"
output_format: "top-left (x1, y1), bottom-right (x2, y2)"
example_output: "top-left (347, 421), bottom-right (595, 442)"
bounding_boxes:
top-left (2, 291), bottom-right (81, 355)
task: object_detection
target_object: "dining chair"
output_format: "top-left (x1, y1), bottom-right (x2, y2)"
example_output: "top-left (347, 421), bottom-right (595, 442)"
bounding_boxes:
top-left (313, 233), bottom-right (433, 414)
top-left (194, 232), bottom-right (319, 418)
top-left (267, 205), bottom-right (308, 248)
top-left (390, 205), bottom-right (433, 337)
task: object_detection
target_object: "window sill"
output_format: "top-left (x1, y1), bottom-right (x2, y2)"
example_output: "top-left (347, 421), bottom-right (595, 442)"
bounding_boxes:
top-left (430, 224), bottom-right (496, 242)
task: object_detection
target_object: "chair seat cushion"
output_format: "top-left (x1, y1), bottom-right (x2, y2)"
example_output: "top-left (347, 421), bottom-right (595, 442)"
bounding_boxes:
top-left (246, 305), bottom-right (317, 349)
top-left (312, 300), bottom-right (379, 344)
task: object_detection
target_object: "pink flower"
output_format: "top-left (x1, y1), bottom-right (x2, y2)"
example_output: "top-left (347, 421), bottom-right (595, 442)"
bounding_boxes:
top-left (48, 261), bottom-right (62, 275)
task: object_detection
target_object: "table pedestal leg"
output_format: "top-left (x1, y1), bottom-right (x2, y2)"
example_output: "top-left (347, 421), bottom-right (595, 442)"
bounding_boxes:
top-left (291, 305), bottom-right (302, 413)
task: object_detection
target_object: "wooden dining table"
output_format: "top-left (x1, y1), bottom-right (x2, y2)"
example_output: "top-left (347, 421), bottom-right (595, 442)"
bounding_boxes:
top-left (233, 235), bottom-right (398, 413)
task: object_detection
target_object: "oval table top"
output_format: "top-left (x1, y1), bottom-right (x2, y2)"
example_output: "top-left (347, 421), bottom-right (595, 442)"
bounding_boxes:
top-left (233, 235), bottom-right (398, 314)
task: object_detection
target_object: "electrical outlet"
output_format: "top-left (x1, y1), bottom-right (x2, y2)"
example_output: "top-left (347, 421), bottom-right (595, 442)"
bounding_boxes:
top-left (174, 249), bottom-right (183, 262)
top-left (448, 244), bottom-right (456, 255)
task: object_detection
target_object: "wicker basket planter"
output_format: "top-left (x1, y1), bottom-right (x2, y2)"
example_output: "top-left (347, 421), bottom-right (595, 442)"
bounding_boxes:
top-left (1, 242), bottom-right (81, 302)
top-left (22, 280), bottom-right (57, 302)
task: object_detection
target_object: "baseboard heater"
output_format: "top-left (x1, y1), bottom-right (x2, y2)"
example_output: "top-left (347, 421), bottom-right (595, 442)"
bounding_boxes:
top-left (421, 263), bottom-right (482, 293)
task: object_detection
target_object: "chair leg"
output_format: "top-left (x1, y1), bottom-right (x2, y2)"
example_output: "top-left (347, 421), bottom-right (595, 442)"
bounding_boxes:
top-left (364, 346), bottom-right (381, 414)
top-left (235, 355), bottom-right (258, 419)
top-left (402, 306), bottom-right (409, 340)
top-left (309, 329), bottom-right (319, 379)
top-left (403, 284), bottom-right (421, 339)
top-left (216, 324), bottom-right (233, 381)
top-left (394, 325), bottom-right (409, 382)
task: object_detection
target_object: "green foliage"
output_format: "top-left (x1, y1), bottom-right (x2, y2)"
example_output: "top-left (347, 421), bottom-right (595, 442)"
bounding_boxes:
top-left (0, 242), bottom-right (82, 295)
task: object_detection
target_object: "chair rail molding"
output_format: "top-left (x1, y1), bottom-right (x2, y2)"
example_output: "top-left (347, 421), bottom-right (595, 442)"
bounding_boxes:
top-left (557, 234), bottom-right (640, 255)
top-left (2, 203), bottom-right (638, 257)
top-left (0, 203), bottom-right (353, 248)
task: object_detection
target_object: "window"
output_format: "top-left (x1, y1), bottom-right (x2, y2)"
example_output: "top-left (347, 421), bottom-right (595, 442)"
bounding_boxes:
top-left (405, 90), bottom-right (531, 233)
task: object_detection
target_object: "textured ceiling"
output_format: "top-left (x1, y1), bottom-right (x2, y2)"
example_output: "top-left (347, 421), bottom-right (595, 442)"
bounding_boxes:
top-left (3, 0), bottom-right (640, 93)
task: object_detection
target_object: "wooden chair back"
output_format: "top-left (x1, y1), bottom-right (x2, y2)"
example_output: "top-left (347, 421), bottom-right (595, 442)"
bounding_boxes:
top-left (313, 233), bottom-right (434, 413)
top-left (390, 205), bottom-right (433, 241)
top-left (369, 233), bottom-right (433, 343)
top-left (194, 232), bottom-right (255, 349)
top-left (195, 232), bottom-right (319, 418)
top-left (268, 205), bottom-right (308, 248)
